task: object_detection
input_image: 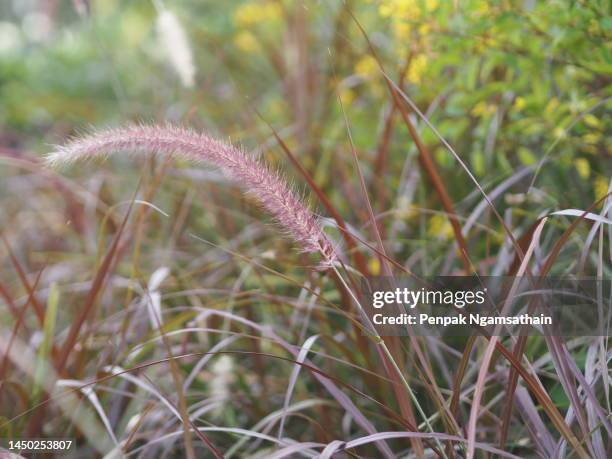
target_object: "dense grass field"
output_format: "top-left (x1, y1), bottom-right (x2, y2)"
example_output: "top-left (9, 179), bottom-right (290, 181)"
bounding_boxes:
top-left (0, 1), bottom-right (610, 458)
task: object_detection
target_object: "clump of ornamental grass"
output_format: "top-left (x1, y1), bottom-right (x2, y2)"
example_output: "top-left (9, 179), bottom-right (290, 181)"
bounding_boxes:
top-left (46, 124), bottom-right (336, 266)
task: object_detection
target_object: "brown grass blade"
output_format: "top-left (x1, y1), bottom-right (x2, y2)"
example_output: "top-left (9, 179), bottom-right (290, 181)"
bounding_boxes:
top-left (346, 11), bottom-right (472, 274)
top-left (0, 268), bottom-right (45, 380)
top-left (467, 218), bottom-right (546, 458)
top-left (55, 184), bottom-right (139, 373)
top-left (1, 233), bottom-right (46, 324)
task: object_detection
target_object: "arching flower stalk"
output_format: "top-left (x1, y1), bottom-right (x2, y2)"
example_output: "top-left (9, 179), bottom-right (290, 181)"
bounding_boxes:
top-left (47, 124), bottom-right (336, 266)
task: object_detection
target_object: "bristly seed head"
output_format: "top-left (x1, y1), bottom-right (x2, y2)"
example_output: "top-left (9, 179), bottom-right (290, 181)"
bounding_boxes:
top-left (47, 124), bottom-right (336, 265)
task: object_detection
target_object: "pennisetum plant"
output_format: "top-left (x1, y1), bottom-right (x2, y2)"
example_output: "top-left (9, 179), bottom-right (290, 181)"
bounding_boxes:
top-left (47, 123), bottom-right (337, 267)
top-left (48, 123), bottom-right (446, 456)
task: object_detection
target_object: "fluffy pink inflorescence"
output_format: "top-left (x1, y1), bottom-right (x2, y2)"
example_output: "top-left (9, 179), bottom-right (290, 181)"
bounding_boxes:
top-left (47, 124), bottom-right (336, 265)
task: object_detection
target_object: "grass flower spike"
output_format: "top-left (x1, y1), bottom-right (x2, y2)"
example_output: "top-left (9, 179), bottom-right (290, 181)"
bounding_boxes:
top-left (156, 8), bottom-right (196, 88)
top-left (47, 124), bottom-right (336, 265)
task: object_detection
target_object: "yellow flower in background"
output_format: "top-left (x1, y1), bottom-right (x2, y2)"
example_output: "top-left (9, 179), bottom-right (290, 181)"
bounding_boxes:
top-left (379, 0), bottom-right (438, 18)
top-left (425, 0), bottom-right (439, 11)
top-left (393, 21), bottom-right (411, 40)
top-left (339, 87), bottom-right (356, 106)
top-left (574, 158), bottom-right (590, 179)
top-left (355, 55), bottom-right (379, 79)
top-left (594, 176), bottom-right (610, 202)
top-left (545, 97), bottom-right (559, 115)
top-left (379, 1), bottom-right (437, 50)
top-left (471, 101), bottom-right (496, 117)
top-left (428, 214), bottom-right (454, 240)
top-left (234, 30), bottom-right (260, 52)
top-left (513, 96), bottom-right (526, 111)
top-left (407, 54), bottom-right (427, 84)
top-left (475, 0), bottom-right (490, 16)
top-left (368, 257), bottom-right (381, 275)
top-left (379, 3), bottom-right (394, 17)
top-left (234, 2), bottom-right (282, 28)
top-left (378, 0), bottom-right (421, 20)
top-left (418, 23), bottom-right (431, 35)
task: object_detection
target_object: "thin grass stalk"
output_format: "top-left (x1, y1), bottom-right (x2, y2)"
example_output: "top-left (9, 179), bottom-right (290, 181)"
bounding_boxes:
top-left (330, 265), bottom-right (448, 459)
top-left (333, 74), bottom-right (430, 456)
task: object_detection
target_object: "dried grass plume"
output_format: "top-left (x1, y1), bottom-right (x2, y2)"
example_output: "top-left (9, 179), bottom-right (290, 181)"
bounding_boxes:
top-left (47, 124), bottom-right (336, 265)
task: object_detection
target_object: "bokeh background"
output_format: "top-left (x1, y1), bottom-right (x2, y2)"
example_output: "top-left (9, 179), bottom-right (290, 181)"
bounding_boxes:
top-left (0, 0), bottom-right (610, 458)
